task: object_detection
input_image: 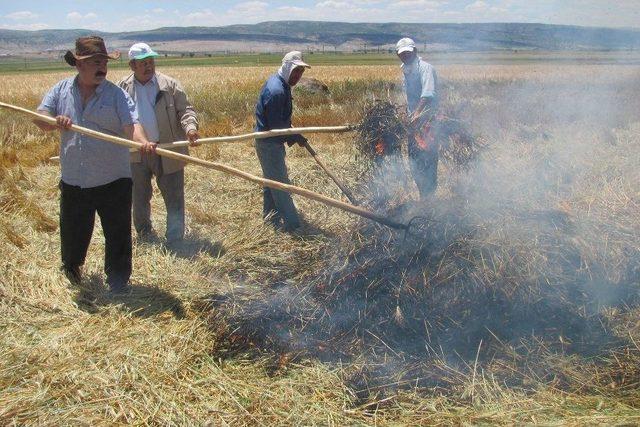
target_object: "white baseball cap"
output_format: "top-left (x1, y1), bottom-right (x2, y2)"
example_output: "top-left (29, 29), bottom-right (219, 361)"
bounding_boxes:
top-left (282, 51), bottom-right (310, 69)
top-left (128, 42), bottom-right (159, 60)
top-left (396, 37), bottom-right (416, 54)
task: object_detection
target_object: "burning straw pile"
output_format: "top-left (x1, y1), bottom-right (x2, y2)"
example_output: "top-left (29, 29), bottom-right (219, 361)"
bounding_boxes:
top-left (355, 101), bottom-right (405, 160)
top-left (355, 100), bottom-right (485, 169)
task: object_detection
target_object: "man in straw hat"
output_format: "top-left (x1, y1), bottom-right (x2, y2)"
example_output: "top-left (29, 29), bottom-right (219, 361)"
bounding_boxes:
top-left (118, 42), bottom-right (200, 247)
top-left (34, 36), bottom-right (155, 294)
top-left (254, 50), bottom-right (310, 232)
top-left (396, 37), bottom-right (439, 198)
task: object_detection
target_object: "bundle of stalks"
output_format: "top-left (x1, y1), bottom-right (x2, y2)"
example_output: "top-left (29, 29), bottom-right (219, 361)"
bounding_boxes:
top-left (435, 112), bottom-right (487, 169)
top-left (0, 216), bottom-right (28, 248)
top-left (355, 100), bottom-right (484, 169)
top-left (355, 101), bottom-right (405, 160)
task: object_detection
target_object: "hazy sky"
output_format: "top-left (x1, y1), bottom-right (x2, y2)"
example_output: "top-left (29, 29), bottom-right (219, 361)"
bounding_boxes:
top-left (1, 1), bottom-right (638, 32)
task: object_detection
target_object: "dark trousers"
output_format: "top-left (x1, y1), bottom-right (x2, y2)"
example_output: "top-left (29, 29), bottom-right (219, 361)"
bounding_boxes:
top-left (254, 141), bottom-right (300, 230)
top-left (408, 132), bottom-right (439, 198)
top-left (60, 178), bottom-right (132, 289)
top-left (131, 156), bottom-right (185, 242)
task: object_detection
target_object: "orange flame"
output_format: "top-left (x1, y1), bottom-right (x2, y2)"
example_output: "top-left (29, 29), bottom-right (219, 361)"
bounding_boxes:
top-left (415, 122), bottom-right (435, 151)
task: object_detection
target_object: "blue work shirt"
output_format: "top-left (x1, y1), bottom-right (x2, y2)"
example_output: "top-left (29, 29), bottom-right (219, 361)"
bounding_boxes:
top-left (401, 57), bottom-right (438, 114)
top-left (255, 74), bottom-right (292, 144)
top-left (38, 76), bottom-right (138, 188)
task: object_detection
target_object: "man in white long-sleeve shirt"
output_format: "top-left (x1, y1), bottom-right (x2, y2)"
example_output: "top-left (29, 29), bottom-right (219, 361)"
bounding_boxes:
top-left (397, 37), bottom-right (439, 198)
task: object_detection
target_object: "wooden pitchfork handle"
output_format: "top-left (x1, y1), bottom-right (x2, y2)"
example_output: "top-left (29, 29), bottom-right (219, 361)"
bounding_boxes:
top-left (0, 101), bottom-right (407, 231)
top-left (301, 140), bottom-right (359, 206)
top-left (157, 125), bottom-right (356, 149)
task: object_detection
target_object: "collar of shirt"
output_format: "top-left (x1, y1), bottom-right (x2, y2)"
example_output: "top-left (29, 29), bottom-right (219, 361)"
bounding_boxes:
top-left (72, 75), bottom-right (109, 93)
top-left (133, 74), bottom-right (160, 98)
top-left (401, 56), bottom-right (422, 74)
top-left (276, 74), bottom-right (290, 89)
top-left (72, 75), bottom-right (108, 107)
top-left (134, 74), bottom-right (157, 86)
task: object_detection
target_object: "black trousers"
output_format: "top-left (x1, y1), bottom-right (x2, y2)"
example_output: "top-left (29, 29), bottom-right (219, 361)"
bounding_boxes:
top-left (60, 178), bottom-right (132, 288)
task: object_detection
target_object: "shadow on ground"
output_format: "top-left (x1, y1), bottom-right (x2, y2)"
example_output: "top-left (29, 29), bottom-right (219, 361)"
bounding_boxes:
top-left (73, 274), bottom-right (186, 319)
top-left (135, 232), bottom-right (226, 260)
top-left (164, 235), bottom-right (226, 260)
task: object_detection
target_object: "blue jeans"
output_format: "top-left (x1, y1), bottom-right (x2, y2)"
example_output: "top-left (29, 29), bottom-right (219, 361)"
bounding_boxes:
top-left (254, 141), bottom-right (300, 230)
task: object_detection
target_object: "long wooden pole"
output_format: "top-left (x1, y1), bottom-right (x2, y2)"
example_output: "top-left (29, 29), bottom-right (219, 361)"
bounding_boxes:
top-left (158, 125), bottom-right (354, 149)
top-left (49, 125), bottom-right (355, 158)
top-left (0, 102), bottom-right (407, 230)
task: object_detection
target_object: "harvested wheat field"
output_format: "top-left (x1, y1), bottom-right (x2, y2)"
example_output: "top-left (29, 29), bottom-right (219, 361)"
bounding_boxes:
top-left (1, 62), bottom-right (639, 425)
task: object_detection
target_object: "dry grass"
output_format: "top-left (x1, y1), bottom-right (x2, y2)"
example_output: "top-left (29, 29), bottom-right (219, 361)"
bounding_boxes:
top-left (1, 63), bottom-right (639, 425)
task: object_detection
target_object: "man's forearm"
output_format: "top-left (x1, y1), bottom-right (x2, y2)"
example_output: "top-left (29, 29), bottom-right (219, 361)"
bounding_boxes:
top-left (414, 97), bottom-right (433, 116)
top-left (129, 123), bottom-right (157, 154)
top-left (131, 123), bottom-right (151, 144)
top-left (180, 109), bottom-right (198, 134)
top-left (410, 97), bottom-right (436, 123)
top-left (174, 83), bottom-right (198, 134)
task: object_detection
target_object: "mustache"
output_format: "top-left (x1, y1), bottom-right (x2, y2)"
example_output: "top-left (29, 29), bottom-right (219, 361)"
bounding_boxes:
top-left (95, 71), bottom-right (106, 77)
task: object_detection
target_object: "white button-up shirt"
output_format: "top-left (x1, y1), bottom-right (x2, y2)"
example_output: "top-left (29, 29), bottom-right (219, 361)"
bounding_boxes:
top-left (401, 56), bottom-right (438, 114)
top-left (133, 75), bottom-right (160, 142)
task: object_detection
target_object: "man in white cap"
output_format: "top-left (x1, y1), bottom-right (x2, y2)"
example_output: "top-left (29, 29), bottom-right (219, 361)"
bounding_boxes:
top-left (117, 42), bottom-right (200, 246)
top-left (254, 51), bottom-right (310, 232)
top-left (396, 37), bottom-right (439, 198)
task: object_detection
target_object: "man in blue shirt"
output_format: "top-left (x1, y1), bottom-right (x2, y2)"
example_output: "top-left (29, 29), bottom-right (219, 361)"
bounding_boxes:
top-left (397, 37), bottom-right (439, 198)
top-left (34, 36), bottom-right (155, 293)
top-left (254, 51), bottom-right (310, 232)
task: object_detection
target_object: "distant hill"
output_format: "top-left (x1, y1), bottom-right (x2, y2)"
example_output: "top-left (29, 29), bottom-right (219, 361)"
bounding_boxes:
top-left (1, 21), bottom-right (639, 55)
